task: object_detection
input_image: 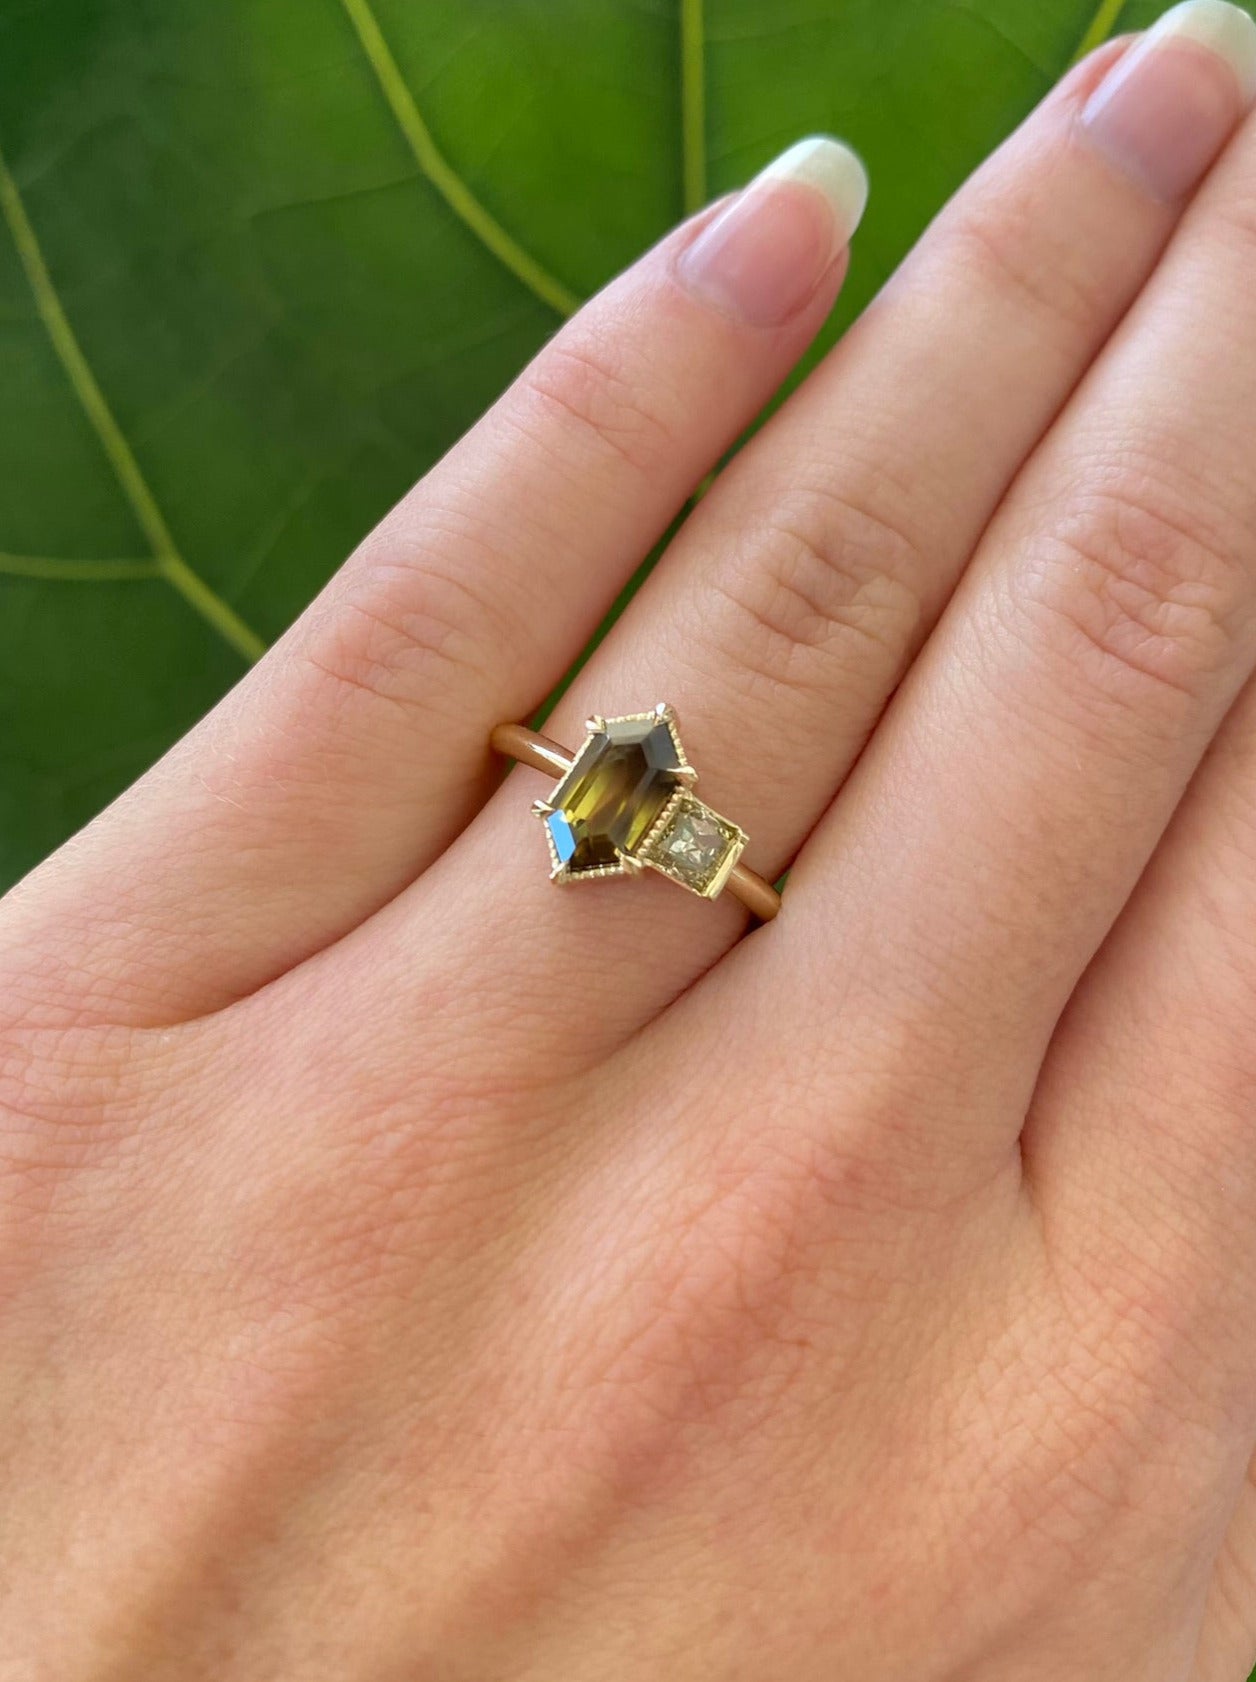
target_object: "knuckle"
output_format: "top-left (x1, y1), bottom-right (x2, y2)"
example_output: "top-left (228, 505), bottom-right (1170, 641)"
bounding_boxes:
top-left (1012, 470), bottom-right (1252, 703)
top-left (303, 547), bottom-right (511, 716)
top-left (569, 1138), bottom-right (825, 1457)
top-left (710, 484), bottom-right (928, 697)
top-left (522, 331), bottom-right (678, 476)
top-left (942, 191), bottom-right (1110, 339)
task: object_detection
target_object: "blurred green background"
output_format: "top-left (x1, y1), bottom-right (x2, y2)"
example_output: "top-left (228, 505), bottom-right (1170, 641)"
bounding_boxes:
top-left (0, 0), bottom-right (1248, 901)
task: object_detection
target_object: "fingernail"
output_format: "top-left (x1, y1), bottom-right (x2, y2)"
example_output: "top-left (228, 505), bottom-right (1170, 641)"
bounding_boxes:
top-left (1081, 0), bottom-right (1256, 201)
top-left (677, 136), bottom-right (869, 326)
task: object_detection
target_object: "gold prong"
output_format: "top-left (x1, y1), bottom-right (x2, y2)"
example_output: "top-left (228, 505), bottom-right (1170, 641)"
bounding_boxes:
top-left (584, 714), bottom-right (606, 735)
top-left (531, 797), bottom-right (552, 817)
top-left (675, 763), bottom-right (699, 782)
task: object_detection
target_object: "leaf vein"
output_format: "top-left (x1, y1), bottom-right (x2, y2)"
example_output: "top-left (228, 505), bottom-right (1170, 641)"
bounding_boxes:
top-left (1071, 0), bottom-right (1129, 62)
top-left (0, 553), bottom-right (158, 582)
top-left (336, 0), bottom-right (580, 317)
top-left (0, 142), bottom-right (266, 664)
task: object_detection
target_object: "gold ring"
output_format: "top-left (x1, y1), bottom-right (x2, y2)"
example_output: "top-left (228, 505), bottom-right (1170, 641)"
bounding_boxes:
top-left (490, 704), bottom-right (780, 922)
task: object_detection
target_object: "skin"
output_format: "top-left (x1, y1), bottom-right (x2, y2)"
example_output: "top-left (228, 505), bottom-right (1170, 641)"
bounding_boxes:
top-left (5, 33), bottom-right (1256, 1682)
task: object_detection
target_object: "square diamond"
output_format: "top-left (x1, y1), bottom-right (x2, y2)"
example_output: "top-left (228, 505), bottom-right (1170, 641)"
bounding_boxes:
top-left (641, 792), bottom-right (745, 898)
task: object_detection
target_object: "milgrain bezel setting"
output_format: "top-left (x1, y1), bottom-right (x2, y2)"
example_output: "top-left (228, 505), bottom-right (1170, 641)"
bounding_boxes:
top-left (491, 704), bottom-right (780, 920)
top-left (531, 703), bottom-right (744, 898)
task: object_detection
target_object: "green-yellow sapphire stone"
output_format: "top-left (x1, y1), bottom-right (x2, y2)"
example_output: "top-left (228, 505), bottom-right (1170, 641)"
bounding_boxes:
top-left (544, 713), bottom-right (685, 878)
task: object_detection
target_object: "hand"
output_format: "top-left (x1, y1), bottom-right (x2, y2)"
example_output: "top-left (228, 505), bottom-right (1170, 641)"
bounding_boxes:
top-left (6, 7), bottom-right (1256, 1677)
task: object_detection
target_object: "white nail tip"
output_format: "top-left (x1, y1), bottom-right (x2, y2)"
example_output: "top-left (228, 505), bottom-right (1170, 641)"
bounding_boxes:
top-left (757, 136), bottom-right (870, 246)
top-left (1150, 0), bottom-right (1256, 103)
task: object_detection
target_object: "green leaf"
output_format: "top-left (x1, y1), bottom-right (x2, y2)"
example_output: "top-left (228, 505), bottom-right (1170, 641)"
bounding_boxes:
top-left (0, 0), bottom-right (1246, 886)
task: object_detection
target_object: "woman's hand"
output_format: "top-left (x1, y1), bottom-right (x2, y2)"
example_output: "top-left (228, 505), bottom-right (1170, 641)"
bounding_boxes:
top-left (6, 5), bottom-right (1256, 1676)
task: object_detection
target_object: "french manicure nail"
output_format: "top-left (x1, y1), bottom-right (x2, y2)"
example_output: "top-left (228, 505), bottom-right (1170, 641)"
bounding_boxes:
top-left (1081, 0), bottom-right (1256, 201)
top-left (677, 135), bottom-right (869, 327)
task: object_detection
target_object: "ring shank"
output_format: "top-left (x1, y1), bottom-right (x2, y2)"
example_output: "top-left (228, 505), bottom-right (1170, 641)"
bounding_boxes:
top-left (491, 723), bottom-right (781, 921)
